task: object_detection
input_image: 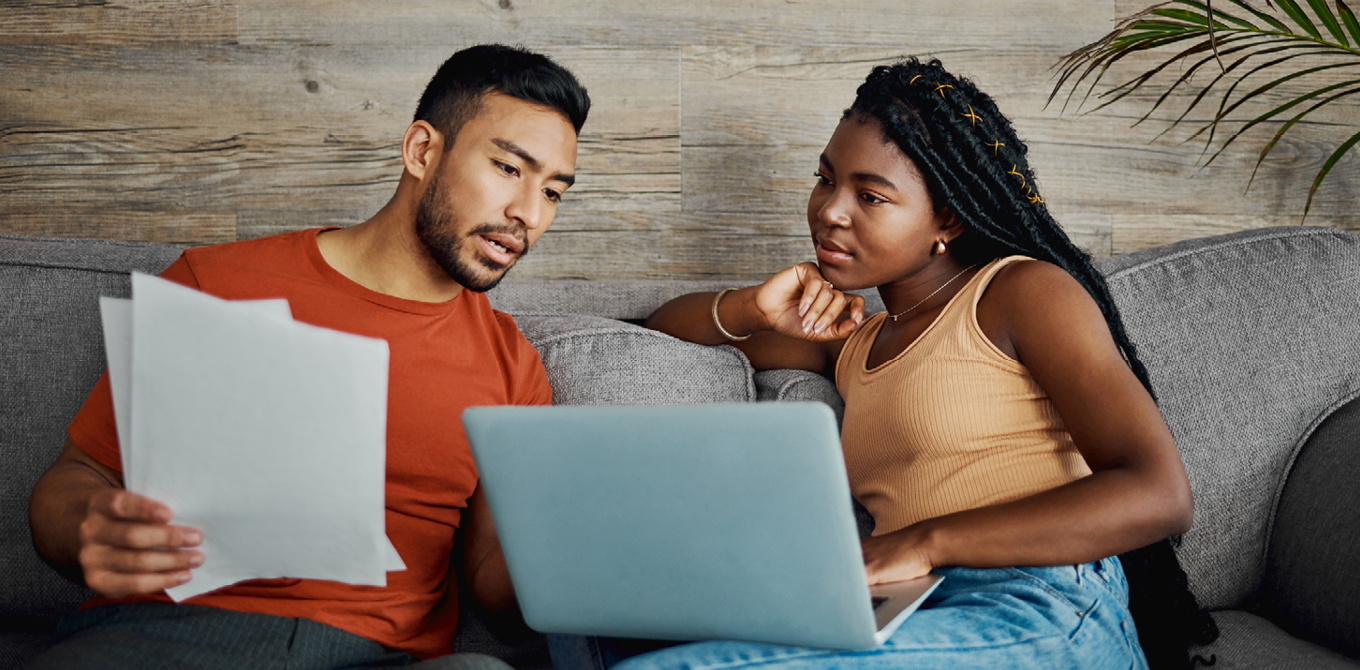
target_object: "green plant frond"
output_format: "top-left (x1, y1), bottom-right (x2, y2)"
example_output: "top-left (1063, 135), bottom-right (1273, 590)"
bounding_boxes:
top-left (1250, 85), bottom-right (1360, 188)
top-left (1340, 0), bottom-right (1360, 44)
top-left (1148, 36), bottom-right (1295, 134)
top-left (1050, 32), bottom-right (1206, 112)
top-left (1153, 7), bottom-right (1242, 29)
top-left (1307, 0), bottom-right (1351, 43)
top-left (1276, 0), bottom-right (1325, 37)
top-left (1202, 48), bottom-right (1354, 143)
top-left (1178, 0), bottom-right (1265, 28)
top-left (1228, 0), bottom-right (1293, 31)
top-left (1052, 0), bottom-right (1360, 214)
top-left (1306, 126), bottom-right (1360, 216)
top-left (1204, 74), bottom-right (1360, 164)
top-left (1128, 35), bottom-right (1274, 124)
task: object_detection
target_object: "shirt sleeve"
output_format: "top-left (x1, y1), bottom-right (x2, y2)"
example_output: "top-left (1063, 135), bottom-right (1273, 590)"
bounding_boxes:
top-left (66, 255), bottom-right (201, 471)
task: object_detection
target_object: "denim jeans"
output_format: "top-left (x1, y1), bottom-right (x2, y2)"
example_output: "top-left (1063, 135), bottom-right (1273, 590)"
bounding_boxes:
top-left (549, 558), bottom-right (1148, 670)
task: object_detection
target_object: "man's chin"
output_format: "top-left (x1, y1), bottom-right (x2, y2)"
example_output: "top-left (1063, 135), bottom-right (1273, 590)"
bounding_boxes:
top-left (457, 261), bottom-right (514, 293)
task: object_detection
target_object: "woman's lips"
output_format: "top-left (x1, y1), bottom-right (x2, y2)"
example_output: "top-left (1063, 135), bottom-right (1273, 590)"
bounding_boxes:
top-left (815, 239), bottom-right (854, 265)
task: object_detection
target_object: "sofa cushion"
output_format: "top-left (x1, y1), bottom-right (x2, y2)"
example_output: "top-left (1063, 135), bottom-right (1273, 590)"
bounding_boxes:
top-left (1095, 227), bottom-right (1360, 611)
top-left (753, 369), bottom-right (845, 427)
top-left (515, 314), bottom-right (755, 406)
top-left (0, 234), bottom-right (183, 624)
top-left (1263, 393), bottom-right (1360, 660)
top-left (1188, 610), bottom-right (1359, 669)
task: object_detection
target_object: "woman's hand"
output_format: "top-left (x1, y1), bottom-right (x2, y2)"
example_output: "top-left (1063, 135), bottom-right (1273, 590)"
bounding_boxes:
top-left (861, 524), bottom-right (938, 584)
top-left (754, 262), bottom-right (865, 342)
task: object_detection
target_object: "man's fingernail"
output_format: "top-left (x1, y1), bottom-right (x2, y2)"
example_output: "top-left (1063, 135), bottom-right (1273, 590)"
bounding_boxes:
top-left (185, 531), bottom-right (202, 545)
top-left (189, 553), bottom-right (204, 568)
top-left (177, 572), bottom-right (192, 585)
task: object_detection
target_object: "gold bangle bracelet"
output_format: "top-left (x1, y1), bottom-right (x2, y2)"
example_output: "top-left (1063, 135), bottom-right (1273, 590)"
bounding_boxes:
top-left (711, 287), bottom-right (751, 341)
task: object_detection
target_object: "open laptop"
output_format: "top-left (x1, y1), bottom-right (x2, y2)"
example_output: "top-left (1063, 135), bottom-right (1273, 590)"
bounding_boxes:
top-left (461, 402), bottom-right (944, 650)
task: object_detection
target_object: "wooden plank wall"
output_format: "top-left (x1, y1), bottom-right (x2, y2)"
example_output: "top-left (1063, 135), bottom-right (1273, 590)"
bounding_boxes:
top-left (2, 0), bottom-right (1357, 281)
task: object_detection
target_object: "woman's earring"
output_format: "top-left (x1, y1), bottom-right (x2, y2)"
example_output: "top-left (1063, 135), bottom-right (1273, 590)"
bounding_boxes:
top-left (932, 240), bottom-right (947, 255)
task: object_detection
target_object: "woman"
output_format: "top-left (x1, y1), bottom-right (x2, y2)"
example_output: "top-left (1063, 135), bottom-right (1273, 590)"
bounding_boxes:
top-left (631, 58), bottom-right (1217, 669)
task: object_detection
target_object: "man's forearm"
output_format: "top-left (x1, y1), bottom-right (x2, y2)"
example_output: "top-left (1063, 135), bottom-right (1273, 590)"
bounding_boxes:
top-left (29, 452), bottom-right (117, 583)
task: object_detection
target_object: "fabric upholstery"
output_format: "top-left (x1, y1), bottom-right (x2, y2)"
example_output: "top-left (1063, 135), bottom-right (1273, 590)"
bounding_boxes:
top-left (1188, 610), bottom-right (1358, 669)
top-left (1264, 394), bottom-right (1360, 660)
top-left (515, 315), bottom-right (755, 406)
top-left (753, 369), bottom-right (845, 427)
top-left (489, 280), bottom-right (885, 321)
top-left (1094, 227), bottom-right (1360, 610)
top-left (0, 234), bottom-right (183, 625)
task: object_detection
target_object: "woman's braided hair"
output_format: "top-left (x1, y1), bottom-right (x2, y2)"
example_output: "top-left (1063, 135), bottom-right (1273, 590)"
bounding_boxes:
top-left (847, 57), bottom-right (1219, 669)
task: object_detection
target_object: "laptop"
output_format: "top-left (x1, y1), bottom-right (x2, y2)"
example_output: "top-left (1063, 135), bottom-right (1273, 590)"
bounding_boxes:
top-left (461, 402), bottom-right (944, 650)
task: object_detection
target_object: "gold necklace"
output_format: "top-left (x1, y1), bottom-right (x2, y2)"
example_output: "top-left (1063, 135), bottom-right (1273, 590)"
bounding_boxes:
top-left (888, 264), bottom-right (979, 322)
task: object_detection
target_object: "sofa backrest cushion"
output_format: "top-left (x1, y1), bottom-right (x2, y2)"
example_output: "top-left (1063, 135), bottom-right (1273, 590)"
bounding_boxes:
top-left (0, 234), bottom-right (183, 623)
top-left (1263, 393), bottom-right (1360, 659)
top-left (514, 314), bottom-right (755, 406)
top-left (1096, 227), bottom-right (1360, 610)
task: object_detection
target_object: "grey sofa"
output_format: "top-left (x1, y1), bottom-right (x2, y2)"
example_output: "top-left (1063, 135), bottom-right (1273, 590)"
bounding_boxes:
top-left (2, 226), bottom-right (1357, 669)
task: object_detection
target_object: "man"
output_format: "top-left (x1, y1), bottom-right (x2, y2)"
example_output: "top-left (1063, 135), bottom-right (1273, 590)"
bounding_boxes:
top-left (26, 44), bottom-right (589, 669)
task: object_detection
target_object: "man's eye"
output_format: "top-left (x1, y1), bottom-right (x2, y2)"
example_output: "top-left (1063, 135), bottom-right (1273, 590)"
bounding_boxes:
top-left (495, 161), bottom-right (519, 177)
top-left (813, 172), bottom-right (831, 186)
top-left (545, 189), bottom-right (562, 203)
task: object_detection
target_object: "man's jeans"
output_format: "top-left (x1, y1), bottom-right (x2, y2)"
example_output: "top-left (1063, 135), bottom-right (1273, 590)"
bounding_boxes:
top-left (550, 558), bottom-right (1149, 670)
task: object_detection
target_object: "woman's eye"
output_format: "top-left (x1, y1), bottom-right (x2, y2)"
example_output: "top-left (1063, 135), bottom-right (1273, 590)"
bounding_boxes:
top-left (860, 192), bottom-right (884, 205)
top-left (813, 172), bottom-right (831, 186)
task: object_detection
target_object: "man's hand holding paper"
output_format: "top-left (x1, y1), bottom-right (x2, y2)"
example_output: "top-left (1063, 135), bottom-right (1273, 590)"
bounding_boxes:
top-left (101, 272), bottom-right (403, 601)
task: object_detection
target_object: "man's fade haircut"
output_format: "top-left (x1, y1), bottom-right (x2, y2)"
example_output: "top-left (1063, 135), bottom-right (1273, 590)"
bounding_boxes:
top-left (413, 44), bottom-right (591, 144)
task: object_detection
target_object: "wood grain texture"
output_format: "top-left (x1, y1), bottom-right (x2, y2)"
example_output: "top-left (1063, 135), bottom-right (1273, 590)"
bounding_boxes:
top-left (0, 0), bottom-right (237, 45)
top-left (0, 0), bottom-right (1356, 280)
top-left (236, 0), bottom-right (1117, 50)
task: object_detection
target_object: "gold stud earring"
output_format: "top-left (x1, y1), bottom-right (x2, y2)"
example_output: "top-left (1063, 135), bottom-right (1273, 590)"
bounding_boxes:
top-left (933, 240), bottom-right (947, 255)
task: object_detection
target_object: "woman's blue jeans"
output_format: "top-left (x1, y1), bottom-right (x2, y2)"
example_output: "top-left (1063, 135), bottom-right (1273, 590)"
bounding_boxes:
top-left (548, 558), bottom-right (1149, 670)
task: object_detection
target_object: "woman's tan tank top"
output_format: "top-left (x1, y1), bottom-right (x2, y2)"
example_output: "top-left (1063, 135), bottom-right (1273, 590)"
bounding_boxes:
top-left (835, 256), bottom-right (1092, 536)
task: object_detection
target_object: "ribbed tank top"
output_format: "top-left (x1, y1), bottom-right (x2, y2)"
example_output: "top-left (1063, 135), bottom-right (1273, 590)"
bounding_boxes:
top-left (835, 256), bottom-right (1092, 536)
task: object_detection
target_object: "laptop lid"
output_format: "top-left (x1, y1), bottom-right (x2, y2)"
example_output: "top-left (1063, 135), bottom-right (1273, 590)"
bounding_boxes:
top-left (464, 402), bottom-right (928, 650)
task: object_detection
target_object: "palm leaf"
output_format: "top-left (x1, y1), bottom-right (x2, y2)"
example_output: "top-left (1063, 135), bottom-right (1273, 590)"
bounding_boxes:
top-left (1051, 0), bottom-right (1360, 217)
top-left (1307, 127), bottom-right (1360, 214)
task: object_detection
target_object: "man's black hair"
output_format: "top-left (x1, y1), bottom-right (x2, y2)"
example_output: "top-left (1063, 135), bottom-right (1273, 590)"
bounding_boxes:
top-left (413, 44), bottom-right (590, 142)
top-left (845, 57), bottom-right (1220, 670)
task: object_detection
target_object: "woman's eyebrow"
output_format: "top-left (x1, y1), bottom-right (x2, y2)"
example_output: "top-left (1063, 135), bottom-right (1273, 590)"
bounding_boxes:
top-left (819, 153), bottom-right (897, 190)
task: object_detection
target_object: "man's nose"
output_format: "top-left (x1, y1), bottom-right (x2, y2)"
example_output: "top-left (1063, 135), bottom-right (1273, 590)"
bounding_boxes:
top-left (506, 185), bottom-right (547, 230)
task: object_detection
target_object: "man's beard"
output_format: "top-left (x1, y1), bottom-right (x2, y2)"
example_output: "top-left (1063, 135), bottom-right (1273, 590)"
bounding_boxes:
top-left (413, 176), bottom-right (528, 293)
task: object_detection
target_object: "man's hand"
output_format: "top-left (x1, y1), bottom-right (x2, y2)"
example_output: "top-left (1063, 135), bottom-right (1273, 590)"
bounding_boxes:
top-left (754, 262), bottom-right (865, 342)
top-left (30, 436), bottom-right (203, 598)
top-left (78, 489), bottom-right (203, 598)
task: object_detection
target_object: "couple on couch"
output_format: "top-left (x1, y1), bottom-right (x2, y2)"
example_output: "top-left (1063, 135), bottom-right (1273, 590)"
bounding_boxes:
top-left (24, 43), bottom-right (1216, 670)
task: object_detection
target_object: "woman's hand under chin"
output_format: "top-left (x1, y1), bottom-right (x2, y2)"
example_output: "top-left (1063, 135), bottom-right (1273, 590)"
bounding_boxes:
top-left (755, 262), bottom-right (866, 342)
top-left (861, 523), bottom-right (940, 585)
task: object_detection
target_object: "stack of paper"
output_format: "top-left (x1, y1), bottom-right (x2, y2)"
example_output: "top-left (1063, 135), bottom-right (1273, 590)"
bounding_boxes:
top-left (100, 272), bottom-right (405, 601)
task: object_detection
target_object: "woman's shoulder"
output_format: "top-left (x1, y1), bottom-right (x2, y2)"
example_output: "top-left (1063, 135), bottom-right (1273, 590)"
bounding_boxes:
top-left (977, 258), bottom-right (1107, 348)
top-left (984, 258), bottom-right (1088, 306)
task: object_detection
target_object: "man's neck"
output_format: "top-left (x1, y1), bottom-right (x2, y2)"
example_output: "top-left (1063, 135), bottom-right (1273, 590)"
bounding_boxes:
top-left (316, 201), bottom-right (466, 303)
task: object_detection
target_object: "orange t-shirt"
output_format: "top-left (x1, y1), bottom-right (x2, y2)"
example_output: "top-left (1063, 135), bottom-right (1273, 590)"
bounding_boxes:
top-left (67, 228), bottom-right (552, 659)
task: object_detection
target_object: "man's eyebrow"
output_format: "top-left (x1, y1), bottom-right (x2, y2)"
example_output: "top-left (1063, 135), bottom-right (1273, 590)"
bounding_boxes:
top-left (492, 138), bottom-right (574, 187)
top-left (819, 153), bottom-right (897, 190)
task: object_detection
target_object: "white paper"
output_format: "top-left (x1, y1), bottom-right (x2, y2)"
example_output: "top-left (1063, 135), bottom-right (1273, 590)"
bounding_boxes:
top-left (99, 297), bottom-right (134, 479)
top-left (106, 273), bottom-right (403, 600)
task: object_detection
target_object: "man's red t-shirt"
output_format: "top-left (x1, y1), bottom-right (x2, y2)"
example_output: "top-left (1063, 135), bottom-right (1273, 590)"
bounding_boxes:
top-left (67, 228), bottom-right (552, 659)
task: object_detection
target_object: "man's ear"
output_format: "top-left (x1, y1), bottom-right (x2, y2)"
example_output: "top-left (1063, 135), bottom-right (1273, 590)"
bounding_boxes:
top-left (403, 120), bottom-right (443, 182)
